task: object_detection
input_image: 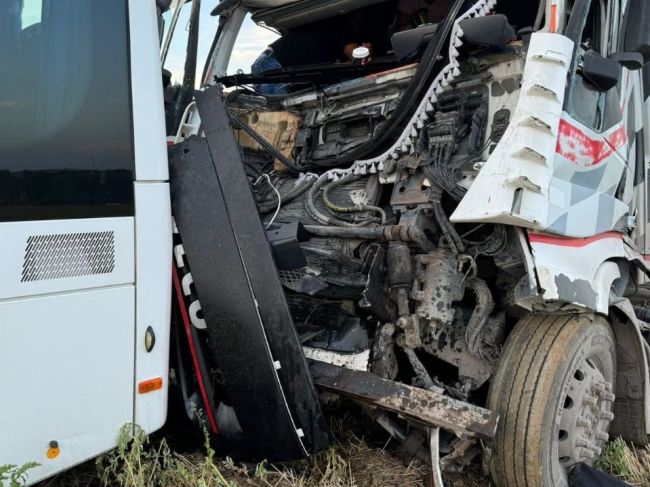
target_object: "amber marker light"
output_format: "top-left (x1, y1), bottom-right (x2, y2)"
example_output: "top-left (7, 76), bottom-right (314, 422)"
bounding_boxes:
top-left (138, 377), bottom-right (163, 394)
top-left (47, 441), bottom-right (60, 459)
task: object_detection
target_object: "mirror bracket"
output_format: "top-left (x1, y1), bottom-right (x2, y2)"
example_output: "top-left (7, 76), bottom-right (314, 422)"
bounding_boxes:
top-left (610, 52), bottom-right (645, 71)
top-left (581, 50), bottom-right (622, 92)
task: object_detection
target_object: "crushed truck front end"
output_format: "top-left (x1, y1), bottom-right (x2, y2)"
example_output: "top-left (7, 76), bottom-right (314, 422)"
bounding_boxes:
top-left (167, 0), bottom-right (650, 485)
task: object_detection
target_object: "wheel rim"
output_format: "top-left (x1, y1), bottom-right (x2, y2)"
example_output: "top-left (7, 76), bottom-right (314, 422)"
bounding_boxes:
top-left (554, 354), bottom-right (616, 481)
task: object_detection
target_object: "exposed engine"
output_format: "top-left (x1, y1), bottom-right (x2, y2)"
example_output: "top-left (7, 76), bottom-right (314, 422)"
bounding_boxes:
top-left (226, 64), bottom-right (417, 166)
top-left (237, 48), bottom-right (527, 399)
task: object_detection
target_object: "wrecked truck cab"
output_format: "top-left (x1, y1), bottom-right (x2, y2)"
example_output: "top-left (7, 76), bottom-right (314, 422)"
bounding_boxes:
top-left (167, 0), bottom-right (650, 486)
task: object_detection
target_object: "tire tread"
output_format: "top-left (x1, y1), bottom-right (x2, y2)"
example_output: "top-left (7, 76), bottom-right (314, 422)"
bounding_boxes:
top-left (489, 314), bottom-right (612, 487)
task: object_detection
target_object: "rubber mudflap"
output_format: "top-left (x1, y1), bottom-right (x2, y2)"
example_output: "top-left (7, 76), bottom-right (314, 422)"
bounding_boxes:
top-left (168, 87), bottom-right (329, 461)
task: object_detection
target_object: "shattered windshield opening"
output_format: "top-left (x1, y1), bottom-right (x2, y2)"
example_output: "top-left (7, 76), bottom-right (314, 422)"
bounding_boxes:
top-left (218, 0), bottom-right (459, 92)
top-left (206, 0), bottom-right (540, 171)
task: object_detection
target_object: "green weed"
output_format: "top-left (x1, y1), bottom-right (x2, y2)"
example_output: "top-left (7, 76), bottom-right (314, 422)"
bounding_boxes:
top-left (95, 414), bottom-right (235, 487)
top-left (0, 462), bottom-right (40, 487)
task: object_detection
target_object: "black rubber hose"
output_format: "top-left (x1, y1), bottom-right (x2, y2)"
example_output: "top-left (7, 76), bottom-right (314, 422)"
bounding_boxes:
top-left (304, 225), bottom-right (435, 252)
top-left (533, 0), bottom-right (546, 30)
top-left (305, 175), bottom-right (359, 227)
top-left (430, 185), bottom-right (465, 253)
top-left (322, 174), bottom-right (387, 224)
top-left (423, 159), bottom-right (465, 202)
top-left (433, 201), bottom-right (463, 254)
top-left (257, 176), bottom-right (315, 213)
top-left (305, 225), bottom-right (383, 239)
top-left (464, 225), bottom-right (508, 257)
top-left (465, 277), bottom-right (495, 361)
top-left (305, 174), bottom-right (365, 228)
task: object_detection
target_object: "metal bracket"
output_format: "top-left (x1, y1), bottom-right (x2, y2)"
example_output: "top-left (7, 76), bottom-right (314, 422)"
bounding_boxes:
top-left (310, 360), bottom-right (499, 440)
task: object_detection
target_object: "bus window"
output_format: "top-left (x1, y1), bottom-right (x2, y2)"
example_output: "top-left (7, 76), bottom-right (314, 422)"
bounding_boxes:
top-left (0, 0), bottom-right (134, 222)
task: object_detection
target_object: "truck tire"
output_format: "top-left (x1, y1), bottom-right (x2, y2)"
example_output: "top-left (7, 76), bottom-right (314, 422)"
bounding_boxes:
top-left (488, 313), bottom-right (616, 487)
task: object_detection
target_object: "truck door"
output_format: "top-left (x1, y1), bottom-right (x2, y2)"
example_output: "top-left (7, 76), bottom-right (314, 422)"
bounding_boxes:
top-left (0, 1), bottom-right (171, 484)
top-left (619, 0), bottom-right (650, 257)
top-left (548, 0), bottom-right (638, 237)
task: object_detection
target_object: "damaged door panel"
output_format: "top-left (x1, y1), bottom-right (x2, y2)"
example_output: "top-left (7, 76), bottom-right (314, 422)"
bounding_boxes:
top-left (169, 88), bottom-right (329, 460)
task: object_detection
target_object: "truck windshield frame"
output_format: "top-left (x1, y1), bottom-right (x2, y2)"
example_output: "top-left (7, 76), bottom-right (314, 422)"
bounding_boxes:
top-left (0, 0), bottom-right (135, 222)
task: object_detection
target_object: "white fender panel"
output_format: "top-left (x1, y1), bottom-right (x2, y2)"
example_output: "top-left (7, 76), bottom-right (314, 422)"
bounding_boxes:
top-left (528, 232), bottom-right (626, 313)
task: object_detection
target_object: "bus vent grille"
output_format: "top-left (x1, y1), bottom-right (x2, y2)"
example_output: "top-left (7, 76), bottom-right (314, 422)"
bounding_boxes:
top-left (21, 231), bottom-right (116, 282)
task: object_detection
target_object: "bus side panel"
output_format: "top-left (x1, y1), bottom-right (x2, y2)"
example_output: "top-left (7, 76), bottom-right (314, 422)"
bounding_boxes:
top-left (0, 218), bottom-right (135, 300)
top-left (0, 286), bottom-right (135, 484)
top-left (128, 0), bottom-right (173, 436)
top-left (133, 182), bottom-right (172, 433)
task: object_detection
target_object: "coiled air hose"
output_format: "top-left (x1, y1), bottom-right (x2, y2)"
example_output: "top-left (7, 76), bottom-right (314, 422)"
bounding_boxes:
top-left (322, 174), bottom-right (387, 224)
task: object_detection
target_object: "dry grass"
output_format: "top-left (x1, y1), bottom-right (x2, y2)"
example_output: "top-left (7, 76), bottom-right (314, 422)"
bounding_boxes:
top-left (36, 414), bottom-right (428, 487)
top-left (30, 415), bottom-right (650, 487)
top-left (596, 437), bottom-right (650, 486)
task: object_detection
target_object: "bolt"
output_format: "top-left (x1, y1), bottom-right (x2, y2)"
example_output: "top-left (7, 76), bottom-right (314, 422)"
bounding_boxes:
top-left (580, 448), bottom-right (595, 460)
top-left (593, 383), bottom-right (605, 395)
top-left (595, 431), bottom-right (609, 441)
top-left (577, 418), bottom-right (593, 428)
top-left (583, 396), bottom-right (598, 408)
top-left (575, 435), bottom-right (589, 447)
top-left (587, 444), bottom-right (602, 455)
top-left (602, 411), bottom-right (615, 421)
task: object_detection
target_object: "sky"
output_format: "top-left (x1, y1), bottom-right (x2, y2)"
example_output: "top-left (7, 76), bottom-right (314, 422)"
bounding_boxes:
top-left (163, 2), bottom-right (279, 85)
top-left (20, 0), bottom-right (42, 28)
top-left (17, 0), bottom-right (275, 86)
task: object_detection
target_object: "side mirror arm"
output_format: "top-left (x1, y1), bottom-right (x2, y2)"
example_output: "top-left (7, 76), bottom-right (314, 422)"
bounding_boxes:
top-left (610, 52), bottom-right (645, 71)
